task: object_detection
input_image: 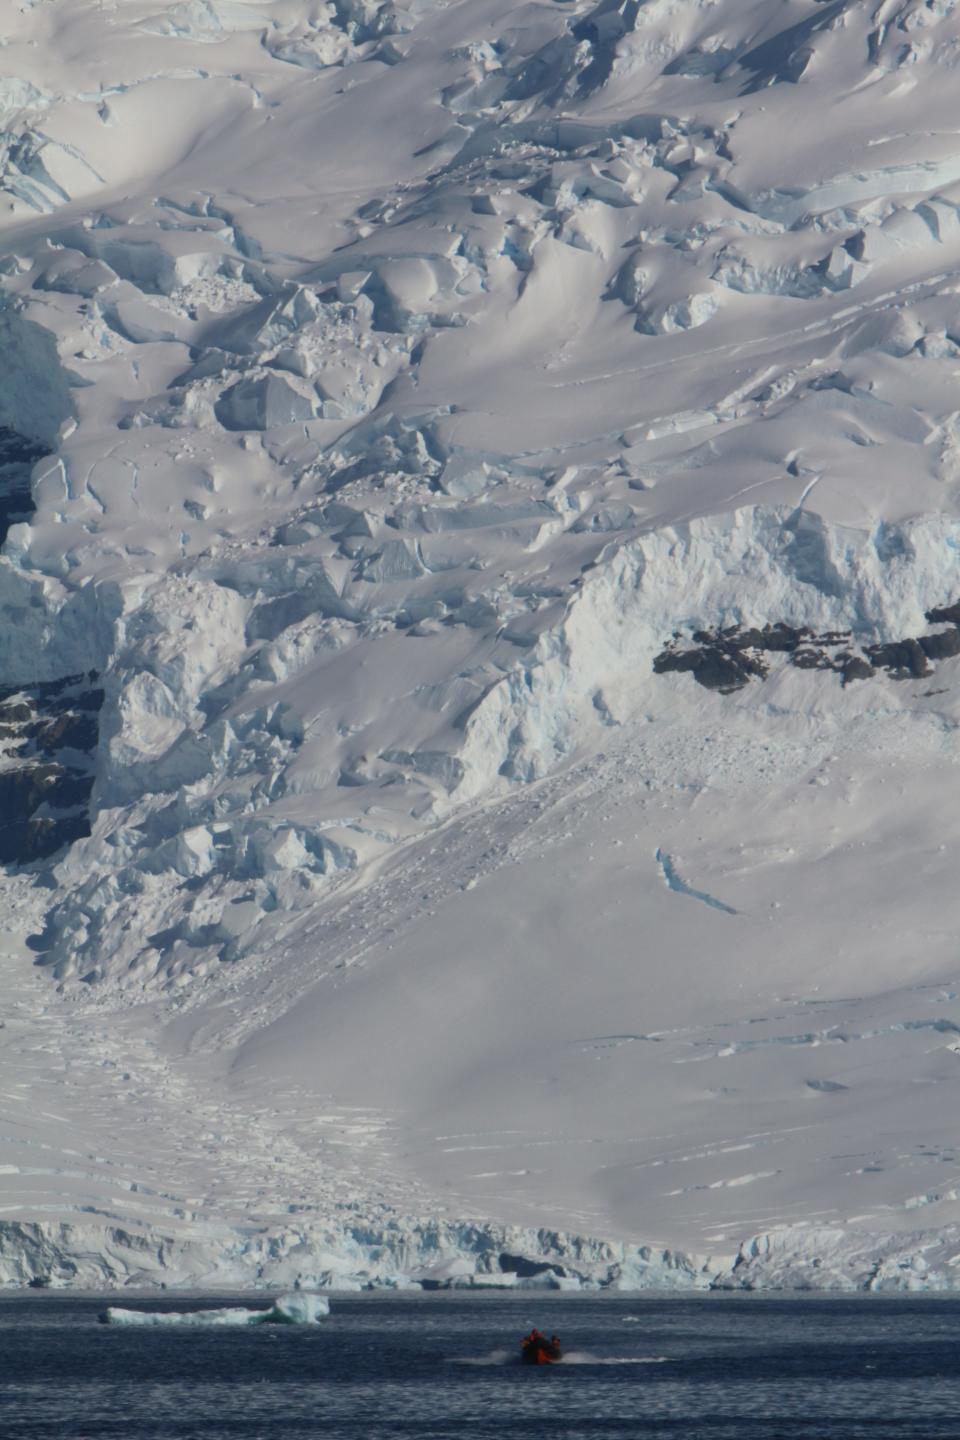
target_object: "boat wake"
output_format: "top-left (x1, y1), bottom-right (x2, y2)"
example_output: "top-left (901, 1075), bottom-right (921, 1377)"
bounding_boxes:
top-left (451, 1350), bottom-right (668, 1367)
top-left (451, 1349), bottom-right (512, 1366)
top-left (560, 1353), bottom-right (669, 1366)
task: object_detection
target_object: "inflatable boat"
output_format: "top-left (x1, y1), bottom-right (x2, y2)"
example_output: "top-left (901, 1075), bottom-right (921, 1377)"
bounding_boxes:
top-left (520, 1330), bottom-right (563, 1365)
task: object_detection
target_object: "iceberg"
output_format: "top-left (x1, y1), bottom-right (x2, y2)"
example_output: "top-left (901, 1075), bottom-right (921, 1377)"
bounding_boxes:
top-left (102, 1293), bottom-right (330, 1326)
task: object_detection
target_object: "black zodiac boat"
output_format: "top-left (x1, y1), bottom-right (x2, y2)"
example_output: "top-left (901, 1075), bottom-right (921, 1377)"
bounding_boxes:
top-left (520, 1329), bottom-right (563, 1365)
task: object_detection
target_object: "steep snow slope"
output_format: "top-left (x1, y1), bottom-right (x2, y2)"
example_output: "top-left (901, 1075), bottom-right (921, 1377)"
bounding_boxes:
top-left (4, 0), bottom-right (960, 1289)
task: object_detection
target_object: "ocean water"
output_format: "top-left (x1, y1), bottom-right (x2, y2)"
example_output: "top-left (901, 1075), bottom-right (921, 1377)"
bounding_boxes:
top-left (3, 1292), bottom-right (960, 1439)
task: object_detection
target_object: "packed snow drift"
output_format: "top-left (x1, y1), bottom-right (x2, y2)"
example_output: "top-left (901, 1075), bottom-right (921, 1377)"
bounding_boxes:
top-left (4, 0), bottom-right (960, 1291)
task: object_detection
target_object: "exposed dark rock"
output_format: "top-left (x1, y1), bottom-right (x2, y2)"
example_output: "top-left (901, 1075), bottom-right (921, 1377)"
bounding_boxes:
top-left (839, 656), bottom-right (875, 686)
top-left (0, 701), bottom-right (33, 724)
top-left (696, 649), bottom-right (767, 691)
top-left (653, 648), bottom-right (701, 675)
top-left (747, 624), bottom-right (810, 652)
top-left (0, 810), bottom-right (93, 867)
top-left (654, 602), bottom-right (960, 695)
top-left (866, 638), bottom-right (930, 679)
top-left (791, 647), bottom-right (827, 670)
top-left (918, 628), bottom-right (960, 662)
top-left (0, 672), bottom-right (102, 867)
top-left (0, 426), bottom-right (48, 543)
top-left (654, 643), bottom-right (766, 692)
top-left (32, 710), bottom-right (99, 753)
top-left (926, 601), bottom-right (960, 627)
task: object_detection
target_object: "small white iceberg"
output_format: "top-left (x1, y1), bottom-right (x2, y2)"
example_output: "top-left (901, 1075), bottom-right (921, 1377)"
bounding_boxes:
top-left (101, 1292), bottom-right (330, 1326)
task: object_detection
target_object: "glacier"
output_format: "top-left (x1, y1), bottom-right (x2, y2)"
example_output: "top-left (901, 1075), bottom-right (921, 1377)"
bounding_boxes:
top-left (4, 0), bottom-right (960, 1292)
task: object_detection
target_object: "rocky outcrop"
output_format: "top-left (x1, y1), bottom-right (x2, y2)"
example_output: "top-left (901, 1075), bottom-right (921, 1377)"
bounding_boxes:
top-left (0, 673), bottom-right (102, 865)
top-left (654, 606), bottom-right (960, 694)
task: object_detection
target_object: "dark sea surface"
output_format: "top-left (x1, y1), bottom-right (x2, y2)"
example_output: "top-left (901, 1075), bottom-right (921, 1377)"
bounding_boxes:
top-left (3, 1292), bottom-right (960, 1439)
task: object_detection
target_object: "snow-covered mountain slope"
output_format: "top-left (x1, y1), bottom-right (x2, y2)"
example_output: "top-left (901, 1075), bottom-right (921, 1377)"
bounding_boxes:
top-left (4, 0), bottom-right (960, 1289)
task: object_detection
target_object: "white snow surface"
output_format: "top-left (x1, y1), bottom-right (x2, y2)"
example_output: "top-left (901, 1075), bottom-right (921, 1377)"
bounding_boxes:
top-left (4, 0), bottom-right (960, 1291)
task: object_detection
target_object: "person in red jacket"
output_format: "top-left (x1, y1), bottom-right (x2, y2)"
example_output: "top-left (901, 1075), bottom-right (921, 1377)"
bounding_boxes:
top-left (520, 1328), bottom-right (562, 1363)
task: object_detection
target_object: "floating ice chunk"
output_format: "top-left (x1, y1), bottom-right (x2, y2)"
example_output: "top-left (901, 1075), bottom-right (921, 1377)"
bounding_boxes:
top-left (270, 1292), bottom-right (331, 1323)
top-left (103, 1305), bottom-right (260, 1326)
top-left (102, 1292), bottom-right (330, 1325)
